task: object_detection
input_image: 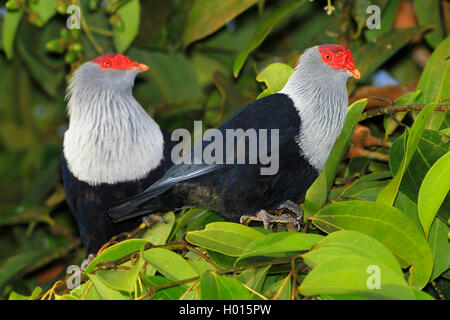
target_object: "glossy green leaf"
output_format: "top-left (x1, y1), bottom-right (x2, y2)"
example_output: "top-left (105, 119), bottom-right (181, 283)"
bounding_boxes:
top-left (389, 130), bottom-right (449, 220)
top-left (0, 251), bottom-right (47, 289)
top-left (428, 218), bottom-right (450, 280)
top-left (9, 286), bottom-right (42, 300)
top-left (87, 274), bottom-right (130, 300)
top-left (303, 98), bottom-right (368, 219)
top-left (85, 239), bottom-right (147, 273)
top-left (256, 63), bottom-right (293, 99)
top-left (113, 0), bottom-right (140, 53)
top-left (238, 232), bottom-right (323, 261)
top-left (415, 36), bottom-right (450, 129)
top-left (2, 5), bottom-right (24, 59)
top-left (183, 0), bottom-right (259, 46)
top-left (143, 275), bottom-right (186, 300)
top-left (413, 0), bottom-right (445, 48)
top-left (140, 211), bottom-right (175, 245)
top-left (199, 272), bottom-right (251, 300)
top-left (304, 231), bottom-right (403, 273)
top-left (300, 256), bottom-right (414, 300)
top-left (311, 200), bottom-right (433, 289)
top-left (418, 152), bottom-right (450, 237)
top-left (96, 254), bottom-right (144, 293)
top-left (377, 103), bottom-right (436, 206)
top-left (185, 222), bottom-right (265, 256)
top-left (237, 265), bottom-right (270, 299)
top-left (233, 0), bottom-right (308, 77)
top-left (29, 0), bottom-right (57, 26)
top-left (262, 274), bottom-right (291, 300)
top-left (143, 248), bottom-right (198, 286)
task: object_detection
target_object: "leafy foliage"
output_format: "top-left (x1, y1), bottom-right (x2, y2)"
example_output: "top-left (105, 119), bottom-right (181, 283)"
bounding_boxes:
top-left (0, 0), bottom-right (448, 300)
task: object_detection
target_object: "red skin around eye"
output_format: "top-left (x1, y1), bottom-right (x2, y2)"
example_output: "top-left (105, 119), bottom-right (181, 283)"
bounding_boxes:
top-left (318, 44), bottom-right (356, 71)
top-left (91, 54), bottom-right (140, 70)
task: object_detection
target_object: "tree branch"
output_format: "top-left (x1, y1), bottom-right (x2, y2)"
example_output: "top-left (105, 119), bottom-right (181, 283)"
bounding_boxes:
top-left (360, 104), bottom-right (450, 121)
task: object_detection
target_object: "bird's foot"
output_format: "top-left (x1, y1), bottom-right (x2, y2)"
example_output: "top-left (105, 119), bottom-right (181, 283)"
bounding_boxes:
top-left (81, 253), bottom-right (96, 271)
top-left (240, 208), bottom-right (301, 231)
top-left (277, 200), bottom-right (303, 222)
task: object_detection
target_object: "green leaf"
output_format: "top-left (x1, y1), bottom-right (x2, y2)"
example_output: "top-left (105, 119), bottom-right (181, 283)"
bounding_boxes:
top-left (189, 259), bottom-right (217, 275)
top-left (87, 274), bottom-right (130, 300)
top-left (96, 254), bottom-right (144, 293)
top-left (9, 286), bottom-right (42, 300)
top-left (300, 256), bottom-right (414, 300)
top-left (415, 36), bottom-right (450, 129)
top-left (129, 47), bottom-right (204, 110)
top-left (428, 218), bottom-right (450, 280)
top-left (84, 239), bottom-right (147, 273)
top-left (412, 0), bottom-right (445, 48)
top-left (301, 231), bottom-right (414, 300)
top-left (2, 5), bottom-right (24, 59)
top-left (236, 266), bottom-right (270, 299)
top-left (143, 248), bottom-right (198, 286)
top-left (140, 211), bottom-right (175, 245)
top-left (17, 39), bottom-right (65, 98)
top-left (389, 130), bottom-right (449, 206)
top-left (199, 272), bottom-right (252, 299)
top-left (303, 98), bottom-right (368, 219)
top-left (349, 26), bottom-right (428, 92)
top-left (143, 276), bottom-right (186, 300)
top-left (29, 0), bottom-right (57, 26)
top-left (0, 251), bottom-right (47, 289)
top-left (418, 152), bottom-right (450, 237)
top-left (233, 0), bottom-right (308, 77)
top-left (262, 274), bottom-right (291, 300)
top-left (377, 103), bottom-right (436, 206)
top-left (185, 222), bottom-right (265, 256)
top-left (303, 231), bottom-right (403, 273)
top-left (183, 0), bottom-right (259, 46)
top-left (255, 63), bottom-right (293, 99)
top-left (238, 232), bottom-right (323, 261)
top-left (113, 0), bottom-right (140, 53)
top-left (311, 200), bottom-right (433, 289)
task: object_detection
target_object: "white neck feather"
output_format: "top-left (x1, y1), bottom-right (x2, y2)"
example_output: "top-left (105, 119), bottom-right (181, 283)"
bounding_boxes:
top-left (279, 47), bottom-right (350, 171)
top-left (63, 62), bottom-right (164, 186)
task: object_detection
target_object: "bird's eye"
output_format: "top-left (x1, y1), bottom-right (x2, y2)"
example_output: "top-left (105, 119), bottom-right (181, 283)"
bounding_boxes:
top-left (103, 61), bottom-right (111, 67)
top-left (325, 54), bottom-right (330, 60)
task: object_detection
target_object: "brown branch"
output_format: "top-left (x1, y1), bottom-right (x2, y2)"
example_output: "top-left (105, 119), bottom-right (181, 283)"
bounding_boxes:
top-left (360, 104), bottom-right (450, 121)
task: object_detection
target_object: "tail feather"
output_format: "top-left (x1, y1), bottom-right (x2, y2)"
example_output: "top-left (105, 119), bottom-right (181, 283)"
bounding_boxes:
top-left (107, 184), bottom-right (170, 222)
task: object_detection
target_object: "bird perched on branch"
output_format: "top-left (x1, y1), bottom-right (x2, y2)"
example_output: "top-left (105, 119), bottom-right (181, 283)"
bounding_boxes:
top-left (107, 45), bottom-right (360, 229)
top-left (62, 54), bottom-right (175, 259)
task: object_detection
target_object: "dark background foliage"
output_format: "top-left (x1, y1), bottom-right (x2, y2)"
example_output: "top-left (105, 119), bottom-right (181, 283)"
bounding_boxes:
top-left (0, 0), bottom-right (448, 300)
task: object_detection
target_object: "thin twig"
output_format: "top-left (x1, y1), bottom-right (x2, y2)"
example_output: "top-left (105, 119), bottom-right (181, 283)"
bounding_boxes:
top-left (242, 283), bottom-right (269, 300)
top-left (360, 104), bottom-right (449, 121)
top-left (179, 279), bottom-right (199, 300)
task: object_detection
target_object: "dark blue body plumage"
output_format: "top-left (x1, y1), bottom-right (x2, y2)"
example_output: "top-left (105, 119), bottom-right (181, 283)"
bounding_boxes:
top-left (108, 93), bottom-right (319, 222)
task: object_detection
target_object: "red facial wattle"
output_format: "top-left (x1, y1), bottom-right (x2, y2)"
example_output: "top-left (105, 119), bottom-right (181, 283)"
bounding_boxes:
top-left (91, 54), bottom-right (149, 72)
top-left (318, 45), bottom-right (361, 79)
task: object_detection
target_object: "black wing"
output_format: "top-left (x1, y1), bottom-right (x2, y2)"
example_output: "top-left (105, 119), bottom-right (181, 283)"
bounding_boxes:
top-left (107, 93), bottom-right (299, 220)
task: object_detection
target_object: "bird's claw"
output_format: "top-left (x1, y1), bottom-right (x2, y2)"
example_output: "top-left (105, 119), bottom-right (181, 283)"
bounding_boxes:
top-left (277, 200), bottom-right (303, 222)
top-left (240, 208), bottom-right (301, 231)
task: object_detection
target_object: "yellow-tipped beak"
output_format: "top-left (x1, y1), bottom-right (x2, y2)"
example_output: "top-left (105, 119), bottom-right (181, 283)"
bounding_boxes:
top-left (132, 63), bottom-right (149, 72)
top-left (346, 68), bottom-right (361, 80)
